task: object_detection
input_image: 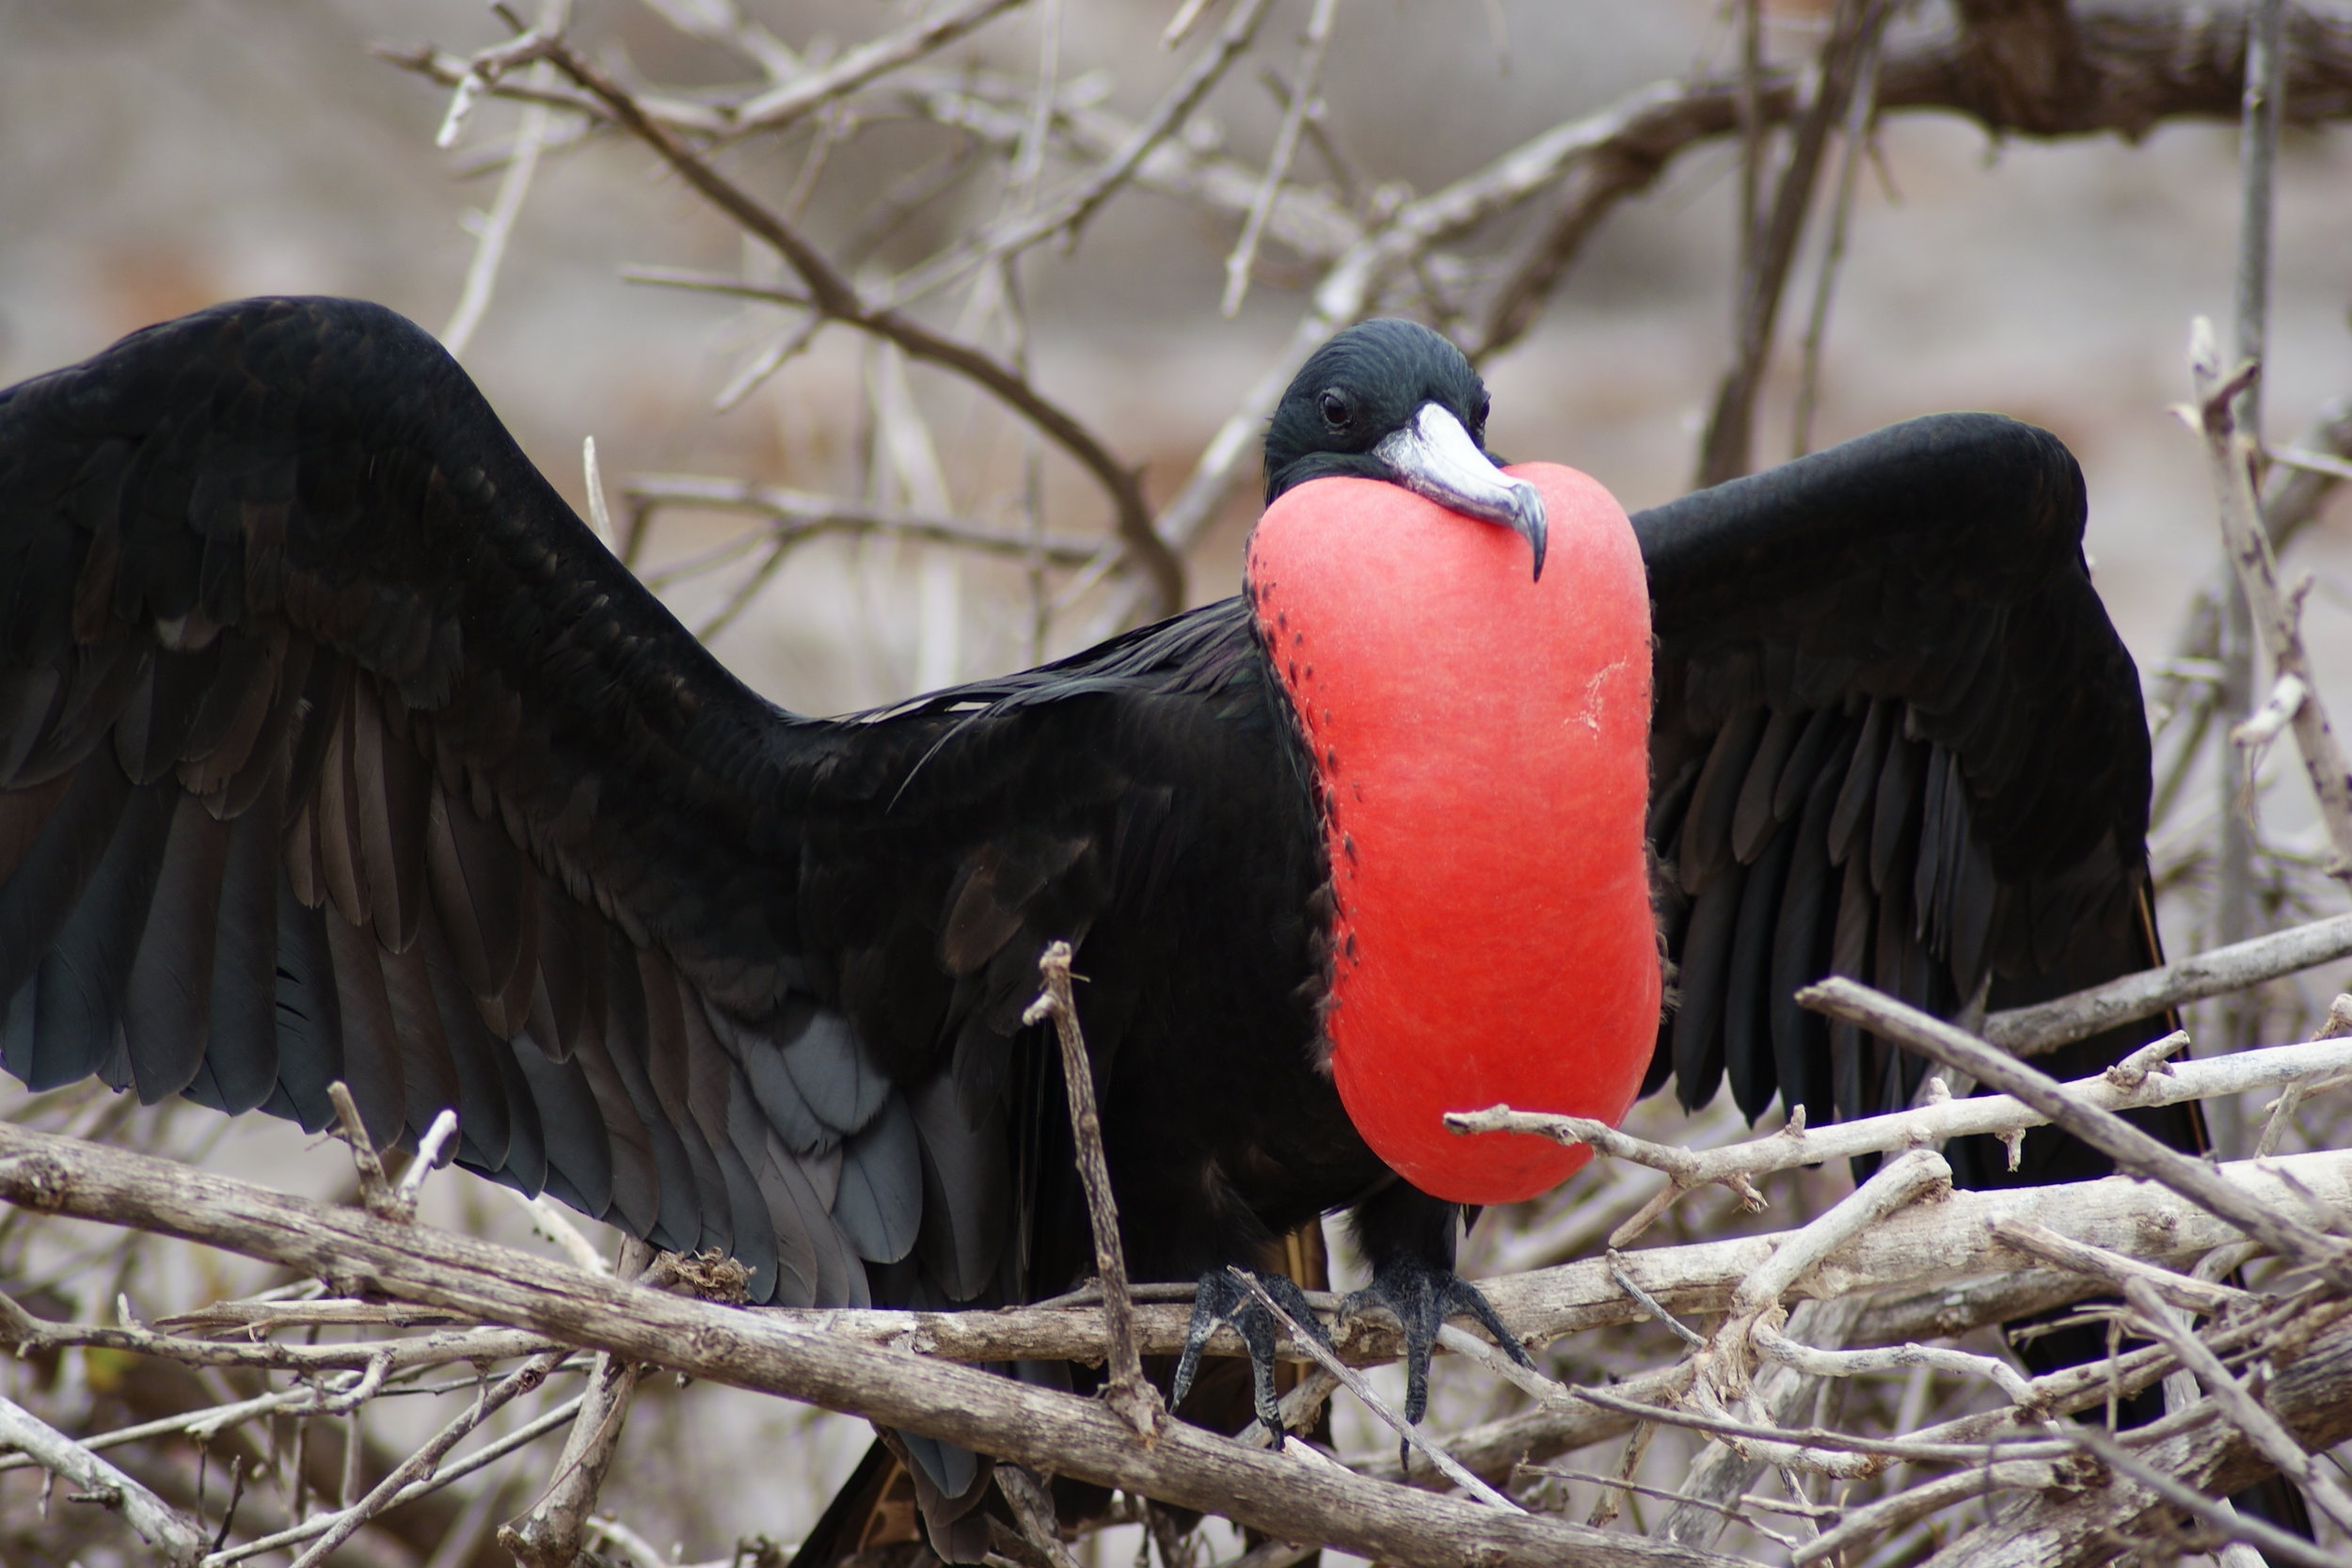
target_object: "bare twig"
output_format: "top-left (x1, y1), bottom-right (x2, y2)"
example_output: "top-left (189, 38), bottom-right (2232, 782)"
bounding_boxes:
top-left (1220, 0), bottom-right (1338, 317)
top-left (204, 1396), bottom-right (586, 1567)
top-left (2211, 0), bottom-right (2293, 1036)
top-left (889, 0), bottom-right (1282, 306)
top-left (623, 474), bottom-right (1101, 565)
top-left (1697, 1148), bottom-right (1950, 1402)
top-left (325, 1081), bottom-right (398, 1221)
top-left (2271, 441), bottom-right (2352, 483)
top-left (1790, 1460), bottom-right (2056, 1566)
top-left (2060, 1423), bottom-right (2337, 1568)
top-left (580, 436), bottom-right (616, 551)
top-left (1989, 1219), bottom-right (2250, 1316)
top-left (2190, 314), bottom-right (2352, 879)
top-left (284, 1351), bottom-right (567, 1568)
top-left (1694, 0), bottom-right (1886, 486)
top-left (1790, 11), bottom-right (1883, 456)
top-left (1518, 1463), bottom-right (1805, 1548)
top-left (2148, 401), bottom-right (2352, 803)
top-left (441, 1), bottom-right (568, 358)
top-left (502, 1238), bottom-right (659, 1566)
top-left (390, 1109), bottom-right (459, 1219)
top-left (727, 0), bottom-right (1026, 135)
top-left (0, 1394), bottom-right (208, 1564)
top-left (997, 1463), bottom-right (1082, 1568)
top-left (1024, 942), bottom-right (1161, 1438)
top-left (1567, 1382), bottom-right (2043, 1476)
top-left (507, 1187), bottom-right (612, 1275)
top-left (1747, 1322), bottom-right (2036, 1406)
top-left (1981, 910), bottom-right (2352, 1053)
top-left (2119, 1276), bottom-right (2352, 1534)
top-left (1447, 1032), bottom-right (2352, 1234)
top-left (529, 38), bottom-right (1185, 620)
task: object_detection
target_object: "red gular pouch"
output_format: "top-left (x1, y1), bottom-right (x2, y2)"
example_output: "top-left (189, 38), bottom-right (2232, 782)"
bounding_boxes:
top-left (1247, 463), bottom-right (1661, 1204)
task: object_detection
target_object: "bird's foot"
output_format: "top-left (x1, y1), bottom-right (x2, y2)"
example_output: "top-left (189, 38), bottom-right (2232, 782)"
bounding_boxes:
top-left (1341, 1254), bottom-right (1533, 1437)
top-left (1170, 1267), bottom-right (1329, 1441)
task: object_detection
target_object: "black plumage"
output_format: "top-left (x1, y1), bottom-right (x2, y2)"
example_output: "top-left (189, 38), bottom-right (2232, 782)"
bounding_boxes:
top-left (0, 299), bottom-right (2237, 1544)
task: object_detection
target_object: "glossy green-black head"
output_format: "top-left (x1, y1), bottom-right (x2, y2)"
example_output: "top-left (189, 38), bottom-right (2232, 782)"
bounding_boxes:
top-left (1263, 318), bottom-right (1547, 578)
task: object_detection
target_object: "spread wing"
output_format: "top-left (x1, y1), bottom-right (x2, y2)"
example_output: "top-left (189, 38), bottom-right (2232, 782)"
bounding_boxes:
top-left (0, 295), bottom-right (1279, 1307)
top-left (1633, 414), bottom-right (2169, 1166)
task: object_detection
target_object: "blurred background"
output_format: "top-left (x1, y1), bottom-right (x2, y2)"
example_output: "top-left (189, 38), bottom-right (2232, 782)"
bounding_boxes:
top-left (2, 1), bottom-right (2350, 1563)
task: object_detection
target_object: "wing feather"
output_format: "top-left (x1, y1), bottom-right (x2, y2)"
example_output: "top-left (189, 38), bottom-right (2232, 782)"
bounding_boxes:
top-left (1638, 414), bottom-right (2154, 1132)
top-left (0, 295), bottom-right (1306, 1317)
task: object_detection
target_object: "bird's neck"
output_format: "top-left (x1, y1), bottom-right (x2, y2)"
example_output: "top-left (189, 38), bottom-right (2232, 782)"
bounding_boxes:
top-left (1245, 466), bottom-right (1661, 1204)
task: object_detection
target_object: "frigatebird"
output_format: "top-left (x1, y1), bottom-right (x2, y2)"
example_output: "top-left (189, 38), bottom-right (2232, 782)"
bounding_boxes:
top-left (0, 299), bottom-right (2207, 1549)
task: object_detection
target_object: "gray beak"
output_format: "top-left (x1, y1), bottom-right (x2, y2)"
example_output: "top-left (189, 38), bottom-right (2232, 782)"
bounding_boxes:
top-left (1370, 403), bottom-right (1549, 580)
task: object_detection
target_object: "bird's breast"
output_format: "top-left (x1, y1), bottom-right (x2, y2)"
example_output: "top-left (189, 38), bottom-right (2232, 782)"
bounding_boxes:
top-left (1247, 465), bottom-right (1660, 1204)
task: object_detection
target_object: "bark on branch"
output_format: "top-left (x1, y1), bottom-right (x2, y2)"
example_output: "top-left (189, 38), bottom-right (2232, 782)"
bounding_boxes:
top-left (0, 1122), bottom-right (1733, 1568)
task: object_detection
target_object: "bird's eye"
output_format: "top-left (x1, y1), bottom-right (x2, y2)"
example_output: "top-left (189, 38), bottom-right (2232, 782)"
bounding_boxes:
top-left (1318, 390), bottom-right (1349, 426)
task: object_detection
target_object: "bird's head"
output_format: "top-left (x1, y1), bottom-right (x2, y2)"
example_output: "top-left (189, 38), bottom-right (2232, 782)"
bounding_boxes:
top-left (1263, 318), bottom-right (1549, 579)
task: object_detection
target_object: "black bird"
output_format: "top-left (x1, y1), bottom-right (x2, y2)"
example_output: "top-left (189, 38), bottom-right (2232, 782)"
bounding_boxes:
top-left (0, 300), bottom-right (2217, 1552)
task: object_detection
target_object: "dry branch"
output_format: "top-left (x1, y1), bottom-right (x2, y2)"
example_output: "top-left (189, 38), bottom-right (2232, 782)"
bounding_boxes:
top-left (725, 0), bottom-right (1025, 135)
top-left (691, 1147), bottom-right (2344, 1370)
top-left (502, 1237), bottom-right (657, 1567)
top-left (2190, 315), bottom-right (2352, 878)
top-left (487, 28), bottom-right (1186, 620)
top-left (0, 1122), bottom-right (1734, 1568)
top-left (2118, 1276), bottom-right (2352, 1535)
top-left (1981, 910), bottom-right (2352, 1051)
top-left (1802, 976), bottom-right (2352, 1288)
top-left (377, 2), bottom-right (2352, 657)
top-left (1938, 1311), bottom-right (2352, 1568)
top-left (0, 1394), bottom-right (207, 1564)
top-left (1448, 1032), bottom-right (2352, 1231)
top-left (1988, 1218), bottom-right (2249, 1315)
top-left (1694, 1148), bottom-right (1949, 1403)
top-left (621, 474), bottom-right (1102, 567)
top-left (1025, 942), bottom-right (1160, 1437)
top-left (1694, 0), bottom-right (1886, 486)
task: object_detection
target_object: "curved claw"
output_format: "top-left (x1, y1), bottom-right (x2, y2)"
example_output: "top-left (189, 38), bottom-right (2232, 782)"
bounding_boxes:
top-left (1170, 1268), bottom-right (1329, 1441)
top-left (1341, 1256), bottom-right (1533, 1433)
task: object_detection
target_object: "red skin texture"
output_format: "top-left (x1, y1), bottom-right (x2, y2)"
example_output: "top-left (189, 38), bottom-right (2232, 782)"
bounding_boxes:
top-left (1247, 464), bottom-right (1660, 1204)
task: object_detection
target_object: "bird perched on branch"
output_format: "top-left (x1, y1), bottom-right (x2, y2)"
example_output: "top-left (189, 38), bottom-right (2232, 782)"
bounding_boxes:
top-left (0, 300), bottom-right (2215, 1556)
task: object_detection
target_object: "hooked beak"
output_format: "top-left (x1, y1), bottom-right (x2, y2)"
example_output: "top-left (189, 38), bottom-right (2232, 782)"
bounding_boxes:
top-left (1371, 403), bottom-right (1549, 580)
